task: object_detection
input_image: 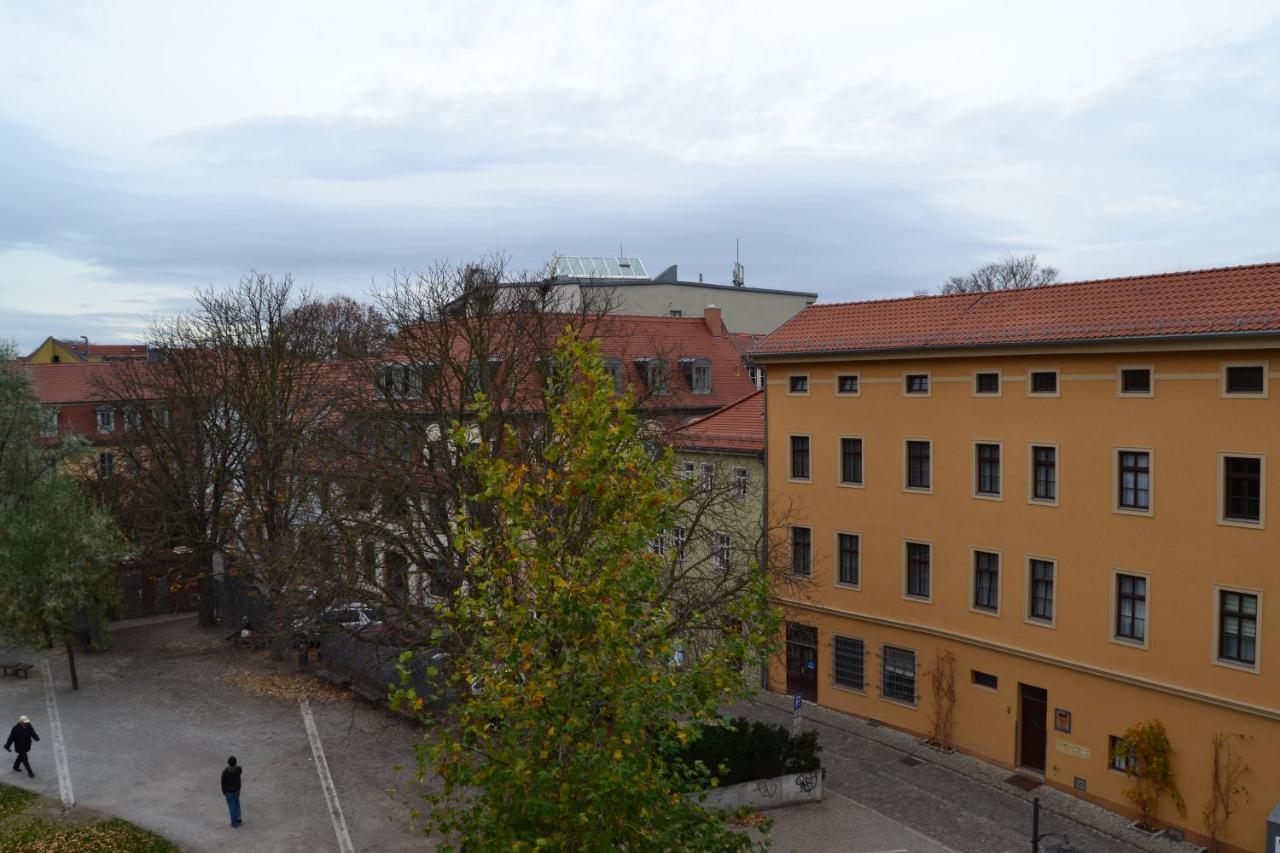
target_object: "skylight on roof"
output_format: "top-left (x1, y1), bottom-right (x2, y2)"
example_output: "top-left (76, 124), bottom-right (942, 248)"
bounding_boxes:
top-left (554, 256), bottom-right (649, 280)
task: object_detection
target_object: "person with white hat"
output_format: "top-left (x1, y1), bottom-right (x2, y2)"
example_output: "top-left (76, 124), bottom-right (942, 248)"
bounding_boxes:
top-left (3, 715), bottom-right (39, 778)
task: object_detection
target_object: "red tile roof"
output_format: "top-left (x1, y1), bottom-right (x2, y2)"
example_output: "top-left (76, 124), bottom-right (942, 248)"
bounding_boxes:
top-left (753, 261), bottom-right (1280, 357)
top-left (670, 390), bottom-right (764, 454)
top-left (24, 362), bottom-right (128, 404)
top-left (55, 340), bottom-right (148, 360)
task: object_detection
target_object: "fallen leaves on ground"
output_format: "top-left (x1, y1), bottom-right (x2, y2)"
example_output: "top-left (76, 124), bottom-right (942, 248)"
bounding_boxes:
top-left (725, 810), bottom-right (768, 828)
top-left (218, 667), bottom-right (350, 703)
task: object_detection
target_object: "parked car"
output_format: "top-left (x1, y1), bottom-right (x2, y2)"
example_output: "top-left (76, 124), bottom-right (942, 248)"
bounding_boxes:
top-left (293, 603), bottom-right (381, 645)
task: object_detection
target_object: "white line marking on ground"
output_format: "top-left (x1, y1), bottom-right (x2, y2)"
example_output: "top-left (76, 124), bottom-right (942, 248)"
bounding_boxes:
top-left (300, 698), bottom-right (355, 853)
top-left (39, 660), bottom-right (74, 808)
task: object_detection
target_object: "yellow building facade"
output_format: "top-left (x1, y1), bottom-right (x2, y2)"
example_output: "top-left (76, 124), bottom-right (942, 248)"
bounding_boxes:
top-left (755, 268), bottom-right (1280, 851)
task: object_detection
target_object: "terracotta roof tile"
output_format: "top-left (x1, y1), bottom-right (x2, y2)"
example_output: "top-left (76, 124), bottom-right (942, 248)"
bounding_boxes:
top-left (670, 390), bottom-right (764, 453)
top-left (24, 362), bottom-right (128, 404)
top-left (753, 261), bottom-right (1280, 357)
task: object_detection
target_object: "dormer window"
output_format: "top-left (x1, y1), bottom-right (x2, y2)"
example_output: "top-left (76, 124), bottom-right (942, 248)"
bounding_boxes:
top-left (40, 407), bottom-right (58, 437)
top-left (679, 358), bottom-right (713, 394)
top-left (377, 363), bottom-right (430, 399)
top-left (467, 357), bottom-right (502, 398)
top-left (604, 358), bottom-right (623, 394)
top-left (96, 406), bottom-right (115, 434)
top-left (634, 357), bottom-right (669, 395)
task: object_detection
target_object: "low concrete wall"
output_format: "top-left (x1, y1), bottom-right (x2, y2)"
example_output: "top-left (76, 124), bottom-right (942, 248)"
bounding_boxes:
top-left (698, 770), bottom-right (823, 811)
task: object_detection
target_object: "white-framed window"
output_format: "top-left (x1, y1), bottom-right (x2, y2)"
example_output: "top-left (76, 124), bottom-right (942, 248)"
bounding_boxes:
top-left (96, 406), bottom-right (115, 434)
top-left (1221, 362), bottom-right (1268, 398)
top-left (699, 463), bottom-right (714, 491)
top-left (123, 406), bottom-right (141, 431)
top-left (1219, 452), bottom-right (1264, 527)
top-left (40, 407), bottom-right (59, 437)
top-left (97, 451), bottom-right (115, 479)
top-left (732, 467), bottom-right (748, 498)
top-left (713, 532), bottom-right (732, 572)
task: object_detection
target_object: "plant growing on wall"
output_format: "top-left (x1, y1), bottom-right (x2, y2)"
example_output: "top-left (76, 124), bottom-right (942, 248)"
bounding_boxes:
top-left (927, 649), bottom-right (956, 751)
top-left (1202, 732), bottom-right (1249, 851)
top-left (1115, 720), bottom-right (1185, 831)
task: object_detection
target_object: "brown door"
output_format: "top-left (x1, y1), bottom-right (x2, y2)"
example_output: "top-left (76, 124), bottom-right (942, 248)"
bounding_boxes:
top-left (1019, 683), bottom-right (1048, 772)
top-left (786, 623), bottom-right (818, 702)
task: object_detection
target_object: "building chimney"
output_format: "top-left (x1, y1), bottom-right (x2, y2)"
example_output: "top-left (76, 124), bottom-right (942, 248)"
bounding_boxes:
top-left (704, 305), bottom-right (723, 338)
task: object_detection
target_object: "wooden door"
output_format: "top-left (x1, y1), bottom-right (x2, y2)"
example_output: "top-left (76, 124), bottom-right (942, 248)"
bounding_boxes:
top-left (1019, 683), bottom-right (1048, 772)
top-left (786, 623), bottom-right (818, 702)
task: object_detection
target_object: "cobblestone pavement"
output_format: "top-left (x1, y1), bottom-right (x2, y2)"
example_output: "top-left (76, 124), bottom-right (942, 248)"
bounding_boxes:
top-left (733, 693), bottom-right (1202, 853)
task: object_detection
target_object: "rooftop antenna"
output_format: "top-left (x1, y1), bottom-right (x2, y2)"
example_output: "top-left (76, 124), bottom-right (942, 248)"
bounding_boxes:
top-left (732, 237), bottom-right (745, 287)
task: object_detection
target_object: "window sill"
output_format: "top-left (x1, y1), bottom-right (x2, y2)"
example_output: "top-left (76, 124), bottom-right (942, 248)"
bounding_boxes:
top-left (1218, 517), bottom-right (1265, 530)
top-left (902, 595), bottom-right (933, 605)
top-left (1113, 507), bottom-right (1153, 518)
top-left (788, 477), bottom-right (812, 485)
top-left (830, 683), bottom-right (866, 697)
top-left (903, 486), bottom-right (933, 495)
top-left (1024, 617), bottom-right (1056, 630)
top-left (834, 582), bottom-right (862, 592)
top-left (972, 492), bottom-right (1003, 502)
top-left (1212, 658), bottom-right (1260, 675)
top-left (969, 606), bottom-right (1000, 619)
top-left (838, 481), bottom-right (865, 489)
top-left (878, 695), bottom-right (918, 710)
top-left (1109, 636), bottom-right (1148, 651)
top-left (1028, 498), bottom-right (1059, 507)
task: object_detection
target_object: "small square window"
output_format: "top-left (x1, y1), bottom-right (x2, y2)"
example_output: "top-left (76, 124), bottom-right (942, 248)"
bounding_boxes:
top-left (974, 372), bottom-right (1000, 394)
top-left (1120, 368), bottom-right (1152, 395)
top-left (1029, 371), bottom-right (1058, 395)
top-left (836, 374), bottom-right (860, 395)
top-left (971, 670), bottom-right (998, 690)
top-left (788, 375), bottom-right (809, 394)
top-left (904, 374), bottom-right (930, 394)
top-left (1224, 364), bottom-right (1266, 395)
top-left (1109, 736), bottom-right (1135, 772)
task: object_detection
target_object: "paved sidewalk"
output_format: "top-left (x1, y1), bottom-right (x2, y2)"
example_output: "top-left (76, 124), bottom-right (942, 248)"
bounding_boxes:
top-left (733, 693), bottom-right (1201, 853)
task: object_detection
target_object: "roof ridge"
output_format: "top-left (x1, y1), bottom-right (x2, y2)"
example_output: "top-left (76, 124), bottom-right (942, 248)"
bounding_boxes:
top-left (807, 260), bottom-right (1280, 310)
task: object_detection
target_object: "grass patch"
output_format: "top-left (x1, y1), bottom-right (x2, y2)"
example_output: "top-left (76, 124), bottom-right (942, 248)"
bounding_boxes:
top-left (0, 782), bottom-right (178, 852)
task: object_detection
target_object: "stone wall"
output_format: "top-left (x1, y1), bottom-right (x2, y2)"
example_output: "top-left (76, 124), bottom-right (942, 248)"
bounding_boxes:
top-left (698, 770), bottom-right (823, 811)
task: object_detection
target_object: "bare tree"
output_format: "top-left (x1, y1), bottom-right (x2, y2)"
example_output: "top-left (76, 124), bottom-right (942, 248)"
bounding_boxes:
top-left (940, 253), bottom-right (1060, 295)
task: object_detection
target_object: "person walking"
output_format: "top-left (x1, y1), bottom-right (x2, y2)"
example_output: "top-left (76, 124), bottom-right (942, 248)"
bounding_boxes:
top-left (221, 756), bottom-right (243, 827)
top-left (4, 715), bottom-right (39, 778)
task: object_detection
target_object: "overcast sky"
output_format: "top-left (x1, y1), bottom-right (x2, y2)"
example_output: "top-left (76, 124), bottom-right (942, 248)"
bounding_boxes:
top-left (2, 1), bottom-right (1279, 350)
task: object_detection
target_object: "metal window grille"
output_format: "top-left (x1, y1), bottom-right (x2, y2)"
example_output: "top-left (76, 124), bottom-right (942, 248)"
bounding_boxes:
top-left (841, 438), bottom-right (863, 484)
top-left (973, 551), bottom-right (999, 610)
top-left (833, 636), bottom-right (865, 690)
top-left (880, 646), bottom-right (916, 704)
top-left (1219, 591), bottom-right (1258, 664)
top-left (1224, 457), bottom-right (1261, 521)
top-left (791, 436), bottom-right (810, 479)
top-left (1033, 446), bottom-right (1056, 500)
top-left (1115, 574), bottom-right (1146, 640)
top-left (1118, 451), bottom-right (1151, 509)
top-left (906, 543), bottom-right (930, 598)
top-left (976, 444), bottom-right (1001, 495)
top-left (906, 441), bottom-right (930, 489)
top-left (1030, 559), bottom-right (1054, 621)
top-left (837, 533), bottom-right (859, 585)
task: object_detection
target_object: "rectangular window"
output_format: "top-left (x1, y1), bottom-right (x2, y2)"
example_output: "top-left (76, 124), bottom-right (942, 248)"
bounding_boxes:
top-left (650, 531), bottom-right (667, 556)
top-left (791, 527), bottom-right (812, 577)
top-left (671, 526), bottom-right (687, 566)
top-left (1218, 590), bottom-right (1258, 666)
top-left (1030, 370), bottom-right (1058, 395)
top-left (1029, 559), bottom-right (1055, 623)
top-left (906, 440), bottom-right (931, 490)
top-left (97, 452), bottom-right (114, 479)
top-left (1117, 450), bottom-right (1151, 511)
top-left (691, 362), bottom-right (712, 394)
top-left (1115, 573), bottom-right (1147, 642)
top-left (971, 670), bottom-right (998, 690)
top-left (1224, 364), bottom-right (1265, 395)
top-left (790, 436), bottom-right (811, 480)
top-left (123, 407), bottom-right (141, 431)
top-left (974, 372), bottom-right (1000, 394)
top-left (975, 443), bottom-right (1001, 496)
top-left (881, 645), bottom-right (916, 704)
top-left (713, 533), bottom-right (732, 573)
top-left (700, 463), bottom-right (714, 490)
top-left (833, 636), bottom-right (865, 690)
top-left (1108, 736), bottom-right (1135, 772)
top-left (1120, 368), bottom-right (1152, 395)
top-left (905, 542), bottom-right (931, 599)
top-left (1032, 445), bottom-right (1057, 502)
top-left (681, 461), bottom-right (695, 479)
top-left (40, 407), bottom-right (58, 437)
top-left (732, 467), bottom-right (748, 499)
top-left (973, 551), bottom-right (1000, 612)
top-left (840, 437), bottom-right (864, 485)
top-left (836, 374), bottom-right (860, 395)
top-left (1223, 456), bottom-right (1262, 523)
top-left (604, 358), bottom-right (624, 393)
top-left (837, 533), bottom-right (860, 586)
top-left (96, 407), bottom-right (115, 434)
top-left (788, 375), bottom-right (809, 394)
top-left (904, 373), bottom-right (930, 395)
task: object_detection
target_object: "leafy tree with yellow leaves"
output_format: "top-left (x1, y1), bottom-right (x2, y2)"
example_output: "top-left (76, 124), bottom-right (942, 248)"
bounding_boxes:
top-left (395, 333), bottom-right (775, 851)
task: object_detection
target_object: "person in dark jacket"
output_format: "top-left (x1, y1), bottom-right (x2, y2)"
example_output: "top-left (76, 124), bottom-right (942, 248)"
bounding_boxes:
top-left (220, 756), bottom-right (243, 827)
top-left (4, 715), bottom-right (39, 778)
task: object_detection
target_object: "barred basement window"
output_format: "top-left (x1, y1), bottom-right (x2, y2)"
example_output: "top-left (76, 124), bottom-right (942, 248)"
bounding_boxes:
top-left (833, 636), bottom-right (865, 690)
top-left (881, 645), bottom-right (916, 704)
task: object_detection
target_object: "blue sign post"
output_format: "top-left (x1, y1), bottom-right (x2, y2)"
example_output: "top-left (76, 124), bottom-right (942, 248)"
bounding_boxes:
top-left (793, 694), bottom-right (803, 712)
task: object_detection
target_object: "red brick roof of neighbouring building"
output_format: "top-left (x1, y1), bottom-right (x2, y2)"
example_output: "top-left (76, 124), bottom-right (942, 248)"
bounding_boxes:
top-left (752, 261), bottom-right (1280, 358)
top-left (670, 390), bottom-right (764, 454)
top-left (24, 362), bottom-right (128, 404)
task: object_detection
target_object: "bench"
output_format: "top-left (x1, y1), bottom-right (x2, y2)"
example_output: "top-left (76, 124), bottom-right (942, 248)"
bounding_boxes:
top-left (1, 663), bottom-right (33, 678)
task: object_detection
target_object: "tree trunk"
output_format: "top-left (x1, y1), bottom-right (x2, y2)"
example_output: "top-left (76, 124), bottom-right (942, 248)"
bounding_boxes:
top-left (63, 633), bottom-right (79, 691)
